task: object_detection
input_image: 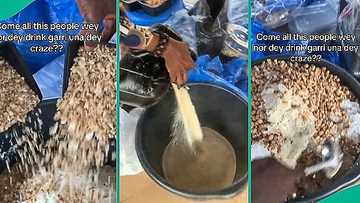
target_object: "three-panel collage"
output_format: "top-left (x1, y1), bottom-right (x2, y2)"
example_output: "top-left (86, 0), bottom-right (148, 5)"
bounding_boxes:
top-left (0, 0), bottom-right (360, 202)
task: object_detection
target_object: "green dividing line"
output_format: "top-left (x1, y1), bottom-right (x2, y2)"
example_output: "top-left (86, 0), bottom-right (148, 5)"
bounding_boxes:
top-left (320, 185), bottom-right (360, 203)
top-left (247, 0), bottom-right (252, 203)
top-left (0, 0), bottom-right (35, 20)
top-left (116, 0), bottom-right (121, 202)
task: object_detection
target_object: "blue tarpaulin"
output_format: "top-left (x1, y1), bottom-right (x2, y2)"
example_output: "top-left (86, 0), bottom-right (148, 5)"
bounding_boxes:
top-left (188, 55), bottom-right (248, 99)
top-left (125, 0), bottom-right (184, 26)
top-left (0, 0), bottom-right (83, 100)
top-left (0, 0), bottom-right (82, 74)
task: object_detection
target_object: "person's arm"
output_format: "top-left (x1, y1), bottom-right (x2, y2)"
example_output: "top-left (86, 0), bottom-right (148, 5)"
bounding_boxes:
top-left (252, 158), bottom-right (304, 203)
top-left (121, 25), bottom-right (195, 85)
top-left (145, 32), bottom-right (195, 85)
top-left (76, 0), bottom-right (116, 49)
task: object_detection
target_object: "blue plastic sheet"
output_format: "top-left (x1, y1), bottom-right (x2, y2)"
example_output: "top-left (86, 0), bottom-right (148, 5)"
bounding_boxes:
top-left (188, 55), bottom-right (248, 99)
top-left (125, 0), bottom-right (184, 26)
top-left (338, 0), bottom-right (360, 77)
top-left (164, 9), bottom-right (198, 54)
top-left (253, 0), bottom-right (340, 30)
top-left (0, 0), bottom-right (82, 73)
top-left (33, 54), bottom-right (64, 100)
top-left (228, 0), bottom-right (248, 27)
top-left (253, 0), bottom-right (308, 29)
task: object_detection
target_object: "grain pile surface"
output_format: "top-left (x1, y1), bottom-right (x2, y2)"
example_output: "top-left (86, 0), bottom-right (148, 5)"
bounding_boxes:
top-left (0, 166), bottom-right (24, 202)
top-left (252, 59), bottom-right (356, 153)
top-left (0, 57), bottom-right (39, 132)
top-left (8, 45), bottom-right (116, 202)
top-left (252, 59), bottom-right (360, 198)
top-left (55, 45), bottom-right (116, 143)
top-left (261, 84), bottom-right (316, 169)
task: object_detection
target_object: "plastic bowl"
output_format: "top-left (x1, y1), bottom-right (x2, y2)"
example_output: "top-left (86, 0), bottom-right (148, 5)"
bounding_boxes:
top-left (136, 83), bottom-right (248, 200)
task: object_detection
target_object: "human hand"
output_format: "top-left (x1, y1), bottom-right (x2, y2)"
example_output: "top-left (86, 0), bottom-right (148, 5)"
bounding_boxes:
top-left (252, 158), bottom-right (304, 203)
top-left (162, 38), bottom-right (195, 85)
top-left (146, 35), bottom-right (194, 85)
top-left (76, 0), bottom-right (116, 49)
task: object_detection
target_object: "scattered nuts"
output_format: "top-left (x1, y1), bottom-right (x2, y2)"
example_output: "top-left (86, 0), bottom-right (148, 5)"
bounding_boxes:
top-left (252, 59), bottom-right (356, 151)
top-left (55, 45), bottom-right (116, 142)
top-left (0, 57), bottom-right (39, 132)
top-left (253, 59), bottom-right (360, 199)
top-left (0, 45), bottom-right (116, 203)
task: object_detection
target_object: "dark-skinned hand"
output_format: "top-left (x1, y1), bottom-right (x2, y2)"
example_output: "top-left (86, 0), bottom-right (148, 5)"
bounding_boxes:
top-left (76, 0), bottom-right (116, 49)
top-left (252, 158), bottom-right (305, 203)
top-left (162, 38), bottom-right (195, 85)
top-left (146, 35), bottom-right (195, 85)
